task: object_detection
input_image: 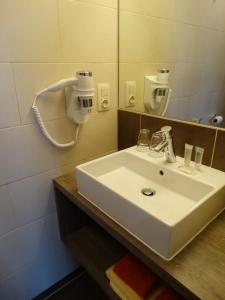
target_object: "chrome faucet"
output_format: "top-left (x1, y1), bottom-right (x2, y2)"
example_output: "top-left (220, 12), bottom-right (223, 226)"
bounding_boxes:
top-left (150, 126), bottom-right (176, 163)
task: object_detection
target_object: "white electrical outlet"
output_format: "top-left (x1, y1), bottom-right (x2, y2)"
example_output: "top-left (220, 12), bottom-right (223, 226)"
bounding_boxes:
top-left (97, 83), bottom-right (110, 111)
top-left (126, 81), bottom-right (136, 107)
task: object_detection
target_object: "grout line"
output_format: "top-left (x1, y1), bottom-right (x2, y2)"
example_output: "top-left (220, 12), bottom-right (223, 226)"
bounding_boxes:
top-left (10, 63), bottom-right (22, 125)
top-left (56, 0), bottom-right (63, 60)
top-left (120, 8), bottom-right (224, 32)
top-left (0, 148), bottom-right (117, 189)
top-left (44, 270), bottom-right (86, 300)
top-left (74, 0), bottom-right (117, 11)
top-left (0, 211), bottom-right (58, 241)
top-left (210, 129), bottom-right (218, 167)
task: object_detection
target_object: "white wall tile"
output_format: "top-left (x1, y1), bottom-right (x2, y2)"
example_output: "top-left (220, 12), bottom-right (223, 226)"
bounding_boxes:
top-left (174, 0), bottom-right (206, 26)
top-left (0, 218), bottom-right (48, 280)
top-left (0, 186), bottom-right (15, 237)
top-left (0, 64), bottom-right (20, 128)
top-left (0, 0), bottom-right (61, 62)
top-left (79, 0), bottom-right (118, 9)
top-left (12, 64), bottom-right (67, 125)
top-left (7, 163), bottom-right (80, 229)
top-left (0, 124), bottom-right (56, 185)
top-left (75, 110), bottom-right (117, 160)
top-left (0, 110), bottom-right (117, 186)
top-left (120, 0), bottom-right (175, 20)
top-left (0, 270), bottom-right (27, 300)
top-left (59, 0), bottom-right (117, 62)
top-left (120, 11), bottom-right (155, 63)
top-left (0, 222), bottom-right (75, 300)
top-left (166, 97), bottom-right (190, 121)
top-left (8, 170), bottom-right (57, 227)
top-left (151, 17), bottom-right (175, 62)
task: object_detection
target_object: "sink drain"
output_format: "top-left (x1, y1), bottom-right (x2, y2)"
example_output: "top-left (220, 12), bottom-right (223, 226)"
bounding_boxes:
top-left (141, 188), bottom-right (156, 196)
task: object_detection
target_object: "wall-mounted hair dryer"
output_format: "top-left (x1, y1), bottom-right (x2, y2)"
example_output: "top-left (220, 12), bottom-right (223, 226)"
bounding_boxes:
top-left (144, 69), bottom-right (172, 116)
top-left (32, 71), bottom-right (94, 148)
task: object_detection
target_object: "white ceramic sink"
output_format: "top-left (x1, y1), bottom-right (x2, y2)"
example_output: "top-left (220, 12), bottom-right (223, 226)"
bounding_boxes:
top-left (76, 147), bottom-right (225, 260)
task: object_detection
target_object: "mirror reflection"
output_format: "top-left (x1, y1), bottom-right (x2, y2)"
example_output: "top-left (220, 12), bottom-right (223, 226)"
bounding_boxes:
top-left (119, 0), bottom-right (225, 127)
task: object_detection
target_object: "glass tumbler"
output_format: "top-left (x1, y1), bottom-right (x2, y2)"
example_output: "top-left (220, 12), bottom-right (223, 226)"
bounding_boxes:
top-left (136, 129), bottom-right (150, 152)
top-left (149, 132), bottom-right (164, 157)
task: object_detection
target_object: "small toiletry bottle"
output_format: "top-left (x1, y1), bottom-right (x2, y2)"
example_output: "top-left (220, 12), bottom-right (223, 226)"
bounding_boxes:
top-left (195, 146), bottom-right (204, 170)
top-left (184, 143), bottom-right (193, 168)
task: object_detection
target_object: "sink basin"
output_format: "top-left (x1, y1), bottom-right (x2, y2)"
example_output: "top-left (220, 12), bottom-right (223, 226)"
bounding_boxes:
top-left (76, 147), bottom-right (225, 260)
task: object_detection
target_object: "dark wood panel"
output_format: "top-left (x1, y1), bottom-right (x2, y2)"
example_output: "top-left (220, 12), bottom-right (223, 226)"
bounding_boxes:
top-left (118, 110), bottom-right (140, 150)
top-left (54, 173), bottom-right (225, 300)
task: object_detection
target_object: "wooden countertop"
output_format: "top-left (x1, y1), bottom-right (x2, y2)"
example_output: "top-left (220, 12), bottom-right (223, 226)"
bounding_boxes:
top-left (54, 173), bottom-right (225, 300)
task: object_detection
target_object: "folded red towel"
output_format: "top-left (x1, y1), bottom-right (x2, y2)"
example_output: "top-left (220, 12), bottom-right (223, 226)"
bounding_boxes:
top-left (113, 254), bottom-right (160, 299)
top-left (155, 287), bottom-right (184, 300)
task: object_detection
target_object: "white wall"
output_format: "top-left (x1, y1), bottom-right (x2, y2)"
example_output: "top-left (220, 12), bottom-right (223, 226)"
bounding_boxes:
top-left (119, 0), bottom-right (225, 122)
top-left (0, 0), bottom-right (118, 299)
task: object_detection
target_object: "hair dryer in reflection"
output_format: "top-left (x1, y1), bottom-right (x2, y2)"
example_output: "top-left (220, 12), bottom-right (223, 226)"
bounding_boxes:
top-left (32, 71), bottom-right (94, 148)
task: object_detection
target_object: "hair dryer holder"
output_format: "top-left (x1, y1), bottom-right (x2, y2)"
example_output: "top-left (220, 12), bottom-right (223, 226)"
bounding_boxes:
top-left (32, 71), bottom-right (94, 148)
top-left (144, 75), bottom-right (171, 115)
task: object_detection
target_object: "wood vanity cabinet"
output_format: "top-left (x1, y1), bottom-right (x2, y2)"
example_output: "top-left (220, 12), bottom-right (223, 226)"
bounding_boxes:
top-left (53, 173), bottom-right (225, 300)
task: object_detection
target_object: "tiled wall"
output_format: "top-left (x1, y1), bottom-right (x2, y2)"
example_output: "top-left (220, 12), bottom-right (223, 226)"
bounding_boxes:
top-left (119, 0), bottom-right (225, 122)
top-left (118, 110), bottom-right (225, 172)
top-left (0, 1), bottom-right (118, 299)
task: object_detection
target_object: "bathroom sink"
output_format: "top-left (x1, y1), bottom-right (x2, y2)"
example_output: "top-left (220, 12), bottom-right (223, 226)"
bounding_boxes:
top-left (76, 147), bottom-right (225, 260)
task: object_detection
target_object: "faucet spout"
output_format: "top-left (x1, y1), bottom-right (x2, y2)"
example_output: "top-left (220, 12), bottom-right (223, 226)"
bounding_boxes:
top-left (161, 126), bottom-right (176, 163)
top-left (150, 126), bottom-right (176, 163)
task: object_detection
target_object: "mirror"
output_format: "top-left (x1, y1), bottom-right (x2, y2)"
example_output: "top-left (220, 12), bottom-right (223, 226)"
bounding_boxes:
top-left (119, 0), bottom-right (225, 128)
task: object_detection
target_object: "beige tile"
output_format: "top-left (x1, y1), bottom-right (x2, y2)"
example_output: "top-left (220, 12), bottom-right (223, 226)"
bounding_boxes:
top-left (203, 0), bottom-right (225, 30)
top-left (166, 96), bottom-right (191, 121)
top-left (120, 0), bottom-right (175, 19)
top-left (171, 63), bottom-right (203, 99)
top-left (74, 110), bottom-right (117, 160)
top-left (174, 0), bottom-right (206, 26)
top-left (0, 118), bottom-right (80, 185)
top-left (12, 64), bottom-right (67, 125)
top-left (0, 110), bottom-right (117, 185)
top-left (120, 11), bottom-right (155, 63)
top-left (149, 0), bottom-right (175, 19)
top-left (0, 124), bottom-right (57, 185)
top-left (173, 22), bottom-right (198, 63)
top-left (79, 0), bottom-right (118, 9)
top-left (59, 0), bottom-right (117, 62)
top-left (0, 0), bottom-right (60, 62)
top-left (151, 17), bottom-right (175, 62)
top-left (0, 64), bottom-right (20, 128)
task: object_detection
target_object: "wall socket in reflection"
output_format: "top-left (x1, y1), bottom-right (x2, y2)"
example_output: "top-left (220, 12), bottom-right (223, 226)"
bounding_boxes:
top-left (126, 81), bottom-right (136, 107)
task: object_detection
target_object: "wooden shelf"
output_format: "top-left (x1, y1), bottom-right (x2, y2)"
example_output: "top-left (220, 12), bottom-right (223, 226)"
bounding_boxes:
top-left (64, 223), bottom-right (127, 300)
